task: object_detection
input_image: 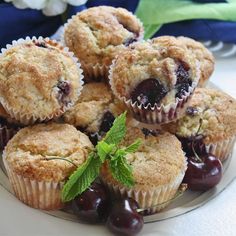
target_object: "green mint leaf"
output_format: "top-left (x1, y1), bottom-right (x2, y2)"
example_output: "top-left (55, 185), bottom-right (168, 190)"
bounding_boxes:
top-left (109, 155), bottom-right (135, 188)
top-left (61, 153), bottom-right (102, 202)
top-left (124, 139), bottom-right (141, 153)
top-left (103, 112), bottom-right (127, 145)
top-left (96, 140), bottom-right (115, 162)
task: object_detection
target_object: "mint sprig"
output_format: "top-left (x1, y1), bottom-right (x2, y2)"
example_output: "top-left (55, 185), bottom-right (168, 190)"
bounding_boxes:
top-left (61, 112), bottom-right (141, 202)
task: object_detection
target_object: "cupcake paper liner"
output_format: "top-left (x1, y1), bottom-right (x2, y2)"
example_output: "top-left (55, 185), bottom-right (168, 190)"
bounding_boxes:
top-left (205, 136), bottom-right (236, 162)
top-left (102, 171), bottom-right (186, 214)
top-left (3, 152), bottom-right (64, 210)
top-left (0, 36), bottom-right (84, 125)
top-left (61, 12), bottom-right (144, 81)
top-left (101, 157), bottom-right (187, 214)
top-left (109, 60), bottom-right (201, 125)
top-left (0, 125), bottom-right (19, 150)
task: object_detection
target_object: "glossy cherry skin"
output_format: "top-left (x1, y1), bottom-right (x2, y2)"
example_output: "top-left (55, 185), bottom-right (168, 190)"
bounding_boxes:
top-left (130, 78), bottom-right (167, 107)
top-left (71, 182), bottom-right (110, 223)
top-left (183, 154), bottom-right (223, 191)
top-left (106, 198), bottom-right (144, 236)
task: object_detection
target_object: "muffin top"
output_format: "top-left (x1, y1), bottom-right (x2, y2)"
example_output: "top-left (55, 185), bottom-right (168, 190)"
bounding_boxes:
top-left (63, 82), bottom-right (126, 133)
top-left (64, 6), bottom-right (143, 66)
top-left (0, 38), bottom-right (83, 124)
top-left (4, 123), bottom-right (93, 182)
top-left (101, 127), bottom-right (187, 191)
top-left (110, 38), bottom-right (200, 107)
top-left (164, 88), bottom-right (236, 143)
top-left (154, 36), bottom-right (214, 87)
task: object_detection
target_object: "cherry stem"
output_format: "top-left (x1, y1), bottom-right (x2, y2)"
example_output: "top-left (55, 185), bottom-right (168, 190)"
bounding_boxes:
top-left (44, 157), bottom-right (78, 168)
top-left (137, 184), bottom-right (188, 213)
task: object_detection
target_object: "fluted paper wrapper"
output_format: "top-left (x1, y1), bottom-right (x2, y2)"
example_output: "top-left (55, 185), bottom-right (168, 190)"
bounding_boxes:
top-left (205, 136), bottom-right (236, 162)
top-left (3, 153), bottom-right (64, 210)
top-left (0, 36), bottom-right (84, 125)
top-left (102, 166), bottom-right (186, 214)
top-left (109, 60), bottom-right (200, 124)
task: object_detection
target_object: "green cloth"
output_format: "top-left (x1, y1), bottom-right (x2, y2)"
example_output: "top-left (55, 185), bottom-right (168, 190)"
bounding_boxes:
top-left (135, 0), bottom-right (236, 39)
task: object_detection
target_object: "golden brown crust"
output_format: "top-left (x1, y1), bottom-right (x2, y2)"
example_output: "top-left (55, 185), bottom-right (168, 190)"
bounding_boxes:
top-left (64, 6), bottom-right (143, 67)
top-left (101, 127), bottom-right (186, 191)
top-left (4, 123), bottom-right (93, 182)
top-left (63, 82), bottom-right (126, 132)
top-left (162, 88), bottom-right (236, 144)
top-left (0, 40), bottom-right (83, 124)
top-left (110, 39), bottom-right (199, 105)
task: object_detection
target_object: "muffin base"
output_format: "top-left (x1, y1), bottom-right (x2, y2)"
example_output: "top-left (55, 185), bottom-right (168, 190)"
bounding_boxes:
top-left (3, 153), bottom-right (64, 210)
top-left (101, 166), bottom-right (187, 214)
top-left (205, 136), bottom-right (236, 162)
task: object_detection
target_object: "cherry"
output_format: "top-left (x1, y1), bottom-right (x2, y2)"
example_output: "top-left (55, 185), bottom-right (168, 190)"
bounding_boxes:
top-left (106, 198), bottom-right (144, 236)
top-left (71, 182), bottom-right (110, 223)
top-left (100, 111), bottom-right (115, 133)
top-left (131, 79), bottom-right (167, 107)
top-left (183, 153), bottom-right (223, 191)
top-left (175, 63), bottom-right (192, 98)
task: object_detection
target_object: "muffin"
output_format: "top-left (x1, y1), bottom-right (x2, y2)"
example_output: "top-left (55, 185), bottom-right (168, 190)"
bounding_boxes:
top-left (109, 39), bottom-right (200, 124)
top-left (163, 88), bottom-right (236, 161)
top-left (101, 127), bottom-right (187, 213)
top-left (63, 6), bottom-right (144, 80)
top-left (0, 37), bottom-right (84, 125)
top-left (63, 82), bottom-right (127, 145)
top-left (3, 123), bottom-right (93, 210)
top-left (0, 105), bottom-right (21, 149)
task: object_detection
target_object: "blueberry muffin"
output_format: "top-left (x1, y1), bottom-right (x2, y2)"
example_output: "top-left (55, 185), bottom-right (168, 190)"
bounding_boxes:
top-left (63, 6), bottom-right (143, 80)
top-left (63, 82), bottom-right (127, 145)
top-left (109, 39), bottom-right (200, 124)
top-left (101, 127), bottom-right (187, 213)
top-left (163, 88), bottom-right (236, 161)
top-left (0, 105), bottom-right (21, 149)
top-left (0, 37), bottom-right (83, 125)
top-left (155, 36), bottom-right (215, 87)
top-left (3, 123), bottom-right (93, 210)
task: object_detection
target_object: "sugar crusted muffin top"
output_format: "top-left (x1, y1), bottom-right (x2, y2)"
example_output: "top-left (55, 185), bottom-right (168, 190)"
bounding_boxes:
top-left (110, 38), bottom-right (200, 107)
top-left (101, 127), bottom-right (187, 191)
top-left (0, 39), bottom-right (83, 124)
top-left (63, 82), bottom-right (125, 133)
top-left (164, 88), bottom-right (236, 144)
top-left (64, 6), bottom-right (143, 67)
top-left (4, 123), bottom-right (93, 182)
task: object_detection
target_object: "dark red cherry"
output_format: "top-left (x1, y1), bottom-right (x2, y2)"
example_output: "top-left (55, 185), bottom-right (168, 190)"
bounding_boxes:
top-left (99, 111), bottom-right (115, 133)
top-left (131, 78), bottom-right (168, 107)
top-left (71, 182), bottom-right (110, 223)
top-left (183, 154), bottom-right (223, 191)
top-left (106, 198), bottom-right (144, 236)
top-left (175, 63), bottom-right (192, 98)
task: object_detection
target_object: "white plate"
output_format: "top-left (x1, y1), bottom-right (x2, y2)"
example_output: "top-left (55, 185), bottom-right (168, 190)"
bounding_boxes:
top-left (0, 42), bottom-right (235, 235)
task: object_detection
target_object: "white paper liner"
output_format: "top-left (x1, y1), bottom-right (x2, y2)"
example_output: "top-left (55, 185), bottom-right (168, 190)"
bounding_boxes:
top-left (0, 36), bottom-right (84, 125)
top-left (205, 136), bottom-right (236, 162)
top-left (3, 152), bottom-right (64, 210)
top-left (61, 11), bottom-right (144, 81)
top-left (102, 157), bottom-right (187, 214)
top-left (109, 59), bottom-right (200, 124)
top-left (0, 125), bottom-right (19, 150)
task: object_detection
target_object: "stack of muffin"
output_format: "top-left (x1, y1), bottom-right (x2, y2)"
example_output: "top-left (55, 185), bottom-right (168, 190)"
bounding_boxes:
top-left (0, 6), bottom-right (235, 213)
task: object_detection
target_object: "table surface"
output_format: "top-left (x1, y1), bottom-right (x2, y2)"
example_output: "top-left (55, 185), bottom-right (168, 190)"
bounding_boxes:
top-left (0, 57), bottom-right (236, 236)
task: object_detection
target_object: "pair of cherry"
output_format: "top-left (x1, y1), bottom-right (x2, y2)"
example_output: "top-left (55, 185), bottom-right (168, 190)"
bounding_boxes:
top-left (71, 182), bottom-right (143, 236)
